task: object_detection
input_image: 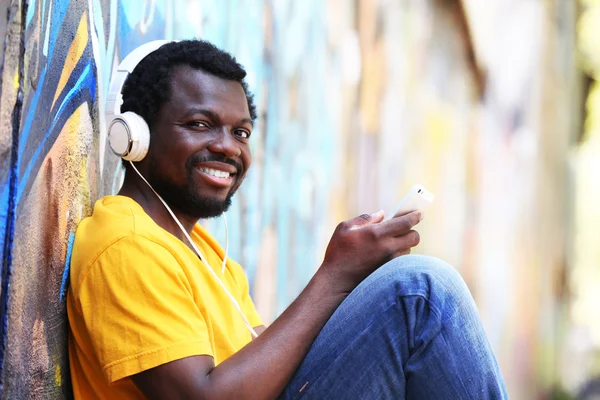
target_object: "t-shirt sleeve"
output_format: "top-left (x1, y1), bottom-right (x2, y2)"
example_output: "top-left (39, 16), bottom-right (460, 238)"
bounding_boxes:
top-left (75, 235), bottom-right (213, 383)
top-left (230, 262), bottom-right (264, 328)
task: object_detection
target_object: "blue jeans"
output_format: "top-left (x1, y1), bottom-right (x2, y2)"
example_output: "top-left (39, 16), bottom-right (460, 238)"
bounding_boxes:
top-left (279, 255), bottom-right (508, 399)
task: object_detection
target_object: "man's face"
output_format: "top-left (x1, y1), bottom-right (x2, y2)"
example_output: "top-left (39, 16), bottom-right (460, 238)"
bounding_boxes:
top-left (143, 66), bottom-right (253, 219)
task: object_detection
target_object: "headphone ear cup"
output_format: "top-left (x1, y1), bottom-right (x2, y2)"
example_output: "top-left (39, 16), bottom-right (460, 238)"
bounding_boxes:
top-left (122, 112), bottom-right (150, 162)
top-left (107, 112), bottom-right (150, 162)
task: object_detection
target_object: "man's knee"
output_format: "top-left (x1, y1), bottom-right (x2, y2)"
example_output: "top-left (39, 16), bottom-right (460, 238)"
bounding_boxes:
top-left (361, 255), bottom-right (475, 313)
top-left (387, 254), bottom-right (465, 285)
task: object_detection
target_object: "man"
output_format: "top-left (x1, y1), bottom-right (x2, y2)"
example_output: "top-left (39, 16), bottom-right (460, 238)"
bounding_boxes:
top-left (67, 40), bottom-right (508, 399)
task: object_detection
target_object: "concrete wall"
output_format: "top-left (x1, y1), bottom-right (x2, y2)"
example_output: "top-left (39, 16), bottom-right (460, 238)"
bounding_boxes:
top-left (0, 0), bottom-right (588, 399)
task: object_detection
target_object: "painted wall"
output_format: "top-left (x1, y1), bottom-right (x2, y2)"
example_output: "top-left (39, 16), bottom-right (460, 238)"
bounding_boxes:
top-left (0, 0), bottom-right (592, 399)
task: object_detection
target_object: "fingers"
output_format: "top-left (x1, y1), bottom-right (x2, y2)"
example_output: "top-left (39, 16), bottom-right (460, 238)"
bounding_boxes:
top-left (393, 248), bottom-right (411, 258)
top-left (385, 229), bottom-right (420, 258)
top-left (376, 210), bottom-right (423, 237)
top-left (345, 210), bottom-right (385, 230)
top-left (398, 229), bottom-right (420, 248)
top-left (392, 210), bottom-right (407, 219)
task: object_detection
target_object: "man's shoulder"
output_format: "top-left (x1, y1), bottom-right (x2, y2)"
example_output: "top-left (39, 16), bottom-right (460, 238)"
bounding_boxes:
top-left (74, 195), bottom-right (156, 248)
top-left (70, 196), bottom-right (175, 285)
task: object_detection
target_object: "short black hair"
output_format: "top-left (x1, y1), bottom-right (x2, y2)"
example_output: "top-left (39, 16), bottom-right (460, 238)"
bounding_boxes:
top-left (120, 39), bottom-right (257, 129)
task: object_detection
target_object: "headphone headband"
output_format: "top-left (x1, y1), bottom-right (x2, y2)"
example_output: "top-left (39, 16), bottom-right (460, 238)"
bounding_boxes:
top-left (106, 40), bottom-right (174, 121)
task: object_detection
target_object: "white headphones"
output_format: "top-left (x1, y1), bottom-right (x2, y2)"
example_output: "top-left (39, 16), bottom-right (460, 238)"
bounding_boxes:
top-left (105, 41), bottom-right (258, 339)
top-left (106, 40), bottom-right (173, 162)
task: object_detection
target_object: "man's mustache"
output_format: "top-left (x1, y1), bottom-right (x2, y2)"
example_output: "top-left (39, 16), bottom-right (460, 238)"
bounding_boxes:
top-left (188, 154), bottom-right (243, 174)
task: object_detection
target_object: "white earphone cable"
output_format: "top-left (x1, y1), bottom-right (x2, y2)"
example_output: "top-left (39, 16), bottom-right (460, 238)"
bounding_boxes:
top-left (128, 161), bottom-right (258, 339)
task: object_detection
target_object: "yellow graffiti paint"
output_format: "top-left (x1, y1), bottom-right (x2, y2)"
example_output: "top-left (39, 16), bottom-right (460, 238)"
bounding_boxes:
top-left (55, 364), bottom-right (61, 387)
top-left (13, 71), bottom-right (19, 89)
top-left (51, 12), bottom-right (89, 109)
top-left (61, 104), bottom-right (82, 240)
top-left (43, 103), bottom-right (90, 248)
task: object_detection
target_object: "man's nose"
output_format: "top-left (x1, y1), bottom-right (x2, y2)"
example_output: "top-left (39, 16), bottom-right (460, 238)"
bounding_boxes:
top-left (207, 128), bottom-right (241, 157)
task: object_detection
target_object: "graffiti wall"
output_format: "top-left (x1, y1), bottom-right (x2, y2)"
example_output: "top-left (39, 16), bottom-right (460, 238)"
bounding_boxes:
top-left (0, 0), bottom-right (592, 399)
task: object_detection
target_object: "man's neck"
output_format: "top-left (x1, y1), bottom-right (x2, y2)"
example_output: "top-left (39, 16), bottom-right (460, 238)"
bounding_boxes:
top-left (118, 171), bottom-right (198, 244)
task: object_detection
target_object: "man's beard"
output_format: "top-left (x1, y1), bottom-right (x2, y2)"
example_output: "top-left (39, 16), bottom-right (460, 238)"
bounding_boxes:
top-left (147, 157), bottom-right (241, 220)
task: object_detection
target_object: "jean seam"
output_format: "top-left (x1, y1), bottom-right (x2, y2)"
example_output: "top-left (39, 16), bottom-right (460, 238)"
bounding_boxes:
top-left (292, 292), bottom-right (440, 399)
top-left (439, 326), bottom-right (472, 397)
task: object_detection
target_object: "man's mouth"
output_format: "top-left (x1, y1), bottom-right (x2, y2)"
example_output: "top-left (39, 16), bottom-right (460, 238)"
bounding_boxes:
top-left (195, 165), bottom-right (237, 188)
top-left (199, 167), bottom-right (232, 179)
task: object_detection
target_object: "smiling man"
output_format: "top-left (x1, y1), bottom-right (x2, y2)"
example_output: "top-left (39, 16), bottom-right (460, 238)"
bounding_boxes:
top-left (67, 40), bottom-right (508, 399)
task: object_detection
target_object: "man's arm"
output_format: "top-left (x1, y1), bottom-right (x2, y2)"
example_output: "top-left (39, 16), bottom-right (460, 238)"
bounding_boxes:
top-left (252, 325), bottom-right (267, 338)
top-left (132, 210), bottom-right (423, 400)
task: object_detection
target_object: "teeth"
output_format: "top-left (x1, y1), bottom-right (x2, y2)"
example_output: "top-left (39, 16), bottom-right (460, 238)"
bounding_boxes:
top-left (200, 168), bottom-right (231, 178)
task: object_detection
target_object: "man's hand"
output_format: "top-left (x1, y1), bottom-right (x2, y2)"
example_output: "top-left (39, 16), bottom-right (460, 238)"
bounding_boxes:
top-left (320, 210), bottom-right (423, 294)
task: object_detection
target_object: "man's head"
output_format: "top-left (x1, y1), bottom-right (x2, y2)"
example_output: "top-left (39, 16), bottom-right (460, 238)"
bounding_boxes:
top-left (120, 40), bottom-right (256, 219)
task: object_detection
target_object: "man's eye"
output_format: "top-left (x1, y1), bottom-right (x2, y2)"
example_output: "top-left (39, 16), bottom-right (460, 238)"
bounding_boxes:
top-left (235, 129), bottom-right (251, 139)
top-left (189, 121), bottom-right (208, 128)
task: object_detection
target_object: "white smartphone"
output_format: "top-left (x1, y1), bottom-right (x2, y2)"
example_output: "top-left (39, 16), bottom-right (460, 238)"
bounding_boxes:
top-left (385, 184), bottom-right (434, 221)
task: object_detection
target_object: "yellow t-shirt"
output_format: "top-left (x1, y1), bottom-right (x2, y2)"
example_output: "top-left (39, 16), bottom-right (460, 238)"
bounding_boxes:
top-left (67, 195), bottom-right (263, 399)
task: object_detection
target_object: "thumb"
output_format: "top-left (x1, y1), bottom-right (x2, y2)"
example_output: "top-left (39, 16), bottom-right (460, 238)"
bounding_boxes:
top-left (348, 210), bottom-right (384, 230)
